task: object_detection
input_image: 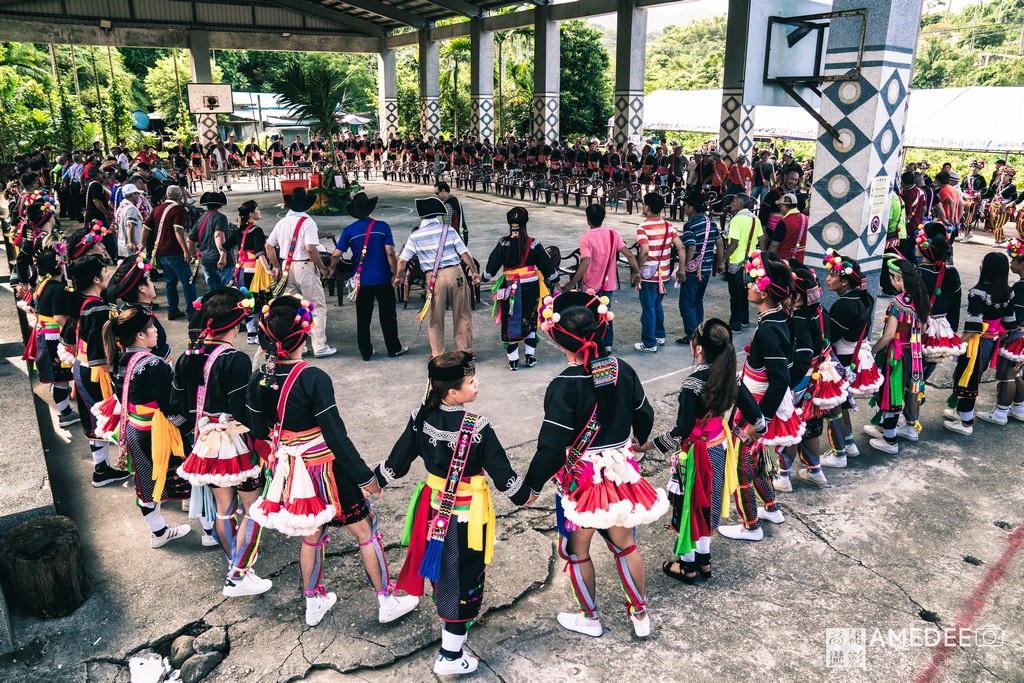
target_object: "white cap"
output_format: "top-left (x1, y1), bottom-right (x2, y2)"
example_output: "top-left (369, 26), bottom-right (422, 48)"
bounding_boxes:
top-left (121, 184), bottom-right (139, 196)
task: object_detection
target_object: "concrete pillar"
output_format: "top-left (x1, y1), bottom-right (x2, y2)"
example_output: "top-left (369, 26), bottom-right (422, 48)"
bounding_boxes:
top-left (188, 30), bottom-right (218, 162)
top-left (612, 0), bottom-right (647, 146)
top-left (807, 0), bottom-right (923, 281)
top-left (532, 5), bottom-right (560, 144)
top-left (378, 48), bottom-right (398, 136)
top-left (720, 0), bottom-right (755, 161)
top-left (418, 32), bottom-right (440, 139)
top-left (469, 18), bottom-right (495, 143)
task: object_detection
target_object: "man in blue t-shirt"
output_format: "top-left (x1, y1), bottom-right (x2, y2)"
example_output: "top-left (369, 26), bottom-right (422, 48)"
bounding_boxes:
top-left (328, 192), bottom-right (408, 360)
top-left (676, 188), bottom-right (724, 343)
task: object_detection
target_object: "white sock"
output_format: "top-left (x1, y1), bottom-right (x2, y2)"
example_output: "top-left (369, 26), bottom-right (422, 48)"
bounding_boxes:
top-left (695, 536), bottom-right (711, 554)
top-left (441, 628), bottom-right (467, 655)
top-left (993, 405), bottom-right (1010, 420)
top-left (90, 441), bottom-right (110, 465)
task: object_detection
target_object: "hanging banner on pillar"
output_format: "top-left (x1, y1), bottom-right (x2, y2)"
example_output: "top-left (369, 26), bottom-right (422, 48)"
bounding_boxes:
top-left (867, 174), bottom-right (890, 243)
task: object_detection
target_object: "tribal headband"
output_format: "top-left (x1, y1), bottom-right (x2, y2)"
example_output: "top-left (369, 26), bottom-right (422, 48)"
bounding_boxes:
top-left (113, 304), bottom-right (155, 341)
top-left (539, 289), bottom-right (613, 371)
top-left (109, 253), bottom-right (153, 300)
top-left (69, 221), bottom-right (110, 260)
top-left (428, 352), bottom-right (475, 381)
top-left (744, 251), bottom-right (790, 301)
top-left (257, 294), bottom-right (315, 360)
top-left (885, 257), bottom-right (902, 275)
top-left (1006, 238), bottom-right (1024, 261)
top-left (823, 248), bottom-right (867, 290)
top-left (25, 191), bottom-right (56, 227)
top-left (187, 287), bottom-right (256, 355)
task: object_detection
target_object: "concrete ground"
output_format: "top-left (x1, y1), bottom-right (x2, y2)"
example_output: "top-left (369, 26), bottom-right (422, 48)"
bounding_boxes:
top-left (1, 176), bottom-right (1022, 683)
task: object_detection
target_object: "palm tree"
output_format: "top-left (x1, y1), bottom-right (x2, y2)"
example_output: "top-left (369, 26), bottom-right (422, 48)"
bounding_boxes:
top-left (275, 61), bottom-right (352, 170)
top-left (440, 37), bottom-right (470, 137)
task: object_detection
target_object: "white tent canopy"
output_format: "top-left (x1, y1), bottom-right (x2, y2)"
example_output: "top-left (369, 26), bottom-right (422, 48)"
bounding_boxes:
top-left (642, 87), bottom-right (1024, 152)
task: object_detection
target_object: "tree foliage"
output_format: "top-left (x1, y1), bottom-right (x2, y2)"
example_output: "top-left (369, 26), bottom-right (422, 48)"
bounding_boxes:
top-left (143, 52), bottom-right (223, 132)
top-left (559, 20), bottom-right (613, 139)
top-left (645, 17), bottom-right (727, 93)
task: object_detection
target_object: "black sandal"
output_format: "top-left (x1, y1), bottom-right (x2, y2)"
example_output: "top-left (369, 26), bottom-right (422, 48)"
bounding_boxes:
top-left (694, 552), bottom-right (712, 580)
top-left (662, 560), bottom-right (698, 585)
top-left (675, 336), bottom-right (691, 345)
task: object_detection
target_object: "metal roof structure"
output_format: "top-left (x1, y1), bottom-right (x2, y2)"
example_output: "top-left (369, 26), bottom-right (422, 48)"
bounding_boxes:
top-left (0, 0), bottom-right (529, 37)
top-left (0, 0), bottom-right (686, 51)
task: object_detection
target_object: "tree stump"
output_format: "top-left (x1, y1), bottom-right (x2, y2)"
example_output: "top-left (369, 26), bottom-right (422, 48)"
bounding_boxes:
top-left (0, 515), bottom-right (90, 618)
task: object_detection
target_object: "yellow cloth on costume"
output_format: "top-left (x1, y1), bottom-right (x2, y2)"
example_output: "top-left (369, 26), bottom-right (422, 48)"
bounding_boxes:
top-left (721, 422), bottom-right (741, 520)
top-left (135, 405), bottom-right (185, 502)
top-left (250, 260), bottom-right (273, 293)
top-left (92, 365), bottom-right (114, 400)
top-left (957, 324), bottom-right (988, 389)
top-left (425, 473), bottom-right (497, 565)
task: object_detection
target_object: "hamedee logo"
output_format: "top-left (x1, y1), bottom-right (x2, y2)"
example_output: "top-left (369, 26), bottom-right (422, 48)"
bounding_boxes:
top-left (826, 625), bottom-right (1005, 668)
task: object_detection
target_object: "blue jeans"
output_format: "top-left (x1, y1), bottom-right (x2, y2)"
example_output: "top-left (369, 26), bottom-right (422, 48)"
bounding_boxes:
top-left (679, 271), bottom-right (711, 337)
top-left (638, 281), bottom-right (665, 348)
top-left (158, 254), bottom-right (197, 313)
top-left (203, 263), bottom-right (234, 291)
top-left (752, 185), bottom-right (768, 206)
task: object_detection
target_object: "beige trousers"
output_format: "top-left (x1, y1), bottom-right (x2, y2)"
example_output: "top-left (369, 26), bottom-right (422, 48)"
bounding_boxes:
top-left (428, 265), bottom-right (473, 357)
top-left (285, 261), bottom-right (329, 353)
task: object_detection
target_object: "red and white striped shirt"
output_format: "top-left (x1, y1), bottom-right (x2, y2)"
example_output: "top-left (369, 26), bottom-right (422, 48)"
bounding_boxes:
top-left (636, 217), bottom-right (677, 282)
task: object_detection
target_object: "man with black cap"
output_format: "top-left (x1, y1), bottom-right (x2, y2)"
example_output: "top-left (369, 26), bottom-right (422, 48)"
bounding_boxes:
top-left (266, 187), bottom-right (336, 357)
top-left (393, 196), bottom-right (481, 358)
top-left (187, 191), bottom-right (235, 290)
top-left (328, 192), bottom-right (407, 360)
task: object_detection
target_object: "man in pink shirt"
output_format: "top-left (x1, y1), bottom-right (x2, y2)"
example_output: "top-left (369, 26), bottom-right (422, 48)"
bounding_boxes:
top-left (560, 204), bottom-right (641, 350)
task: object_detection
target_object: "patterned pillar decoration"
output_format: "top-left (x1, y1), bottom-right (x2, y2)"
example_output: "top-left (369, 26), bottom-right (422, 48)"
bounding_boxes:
top-left (613, 91), bottom-right (645, 146)
top-left (470, 96), bottom-right (494, 142)
top-left (532, 94), bottom-right (560, 145)
top-left (719, 88), bottom-right (755, 160)
top-left (381, 99), bottom-right (399, 136)
top-left (807, 0), bottom-right (922, 277)
top-left (378, 49), bottom-right (399, 136)
top-left (420, 97), bottom-right (441, 139)
top-left (612, 0), bottom-right (647, 145)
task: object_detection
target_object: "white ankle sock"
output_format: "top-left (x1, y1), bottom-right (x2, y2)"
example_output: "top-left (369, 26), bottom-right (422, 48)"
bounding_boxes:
top-left (441, 628), bottom-right (467, 654)
top-left (994, 405), bottom-right (1010, 420)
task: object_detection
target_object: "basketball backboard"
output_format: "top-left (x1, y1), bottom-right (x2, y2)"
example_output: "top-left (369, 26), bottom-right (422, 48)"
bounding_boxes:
top-left (743, 0), bottom-right (833, 108)
top-left (186, 83), bottom-right (234, 115)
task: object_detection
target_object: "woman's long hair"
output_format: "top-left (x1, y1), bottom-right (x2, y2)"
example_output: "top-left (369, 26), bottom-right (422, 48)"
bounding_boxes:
top-left (102, 306), bottom-right (154, 367)
top-left (238, 200), bottom-right (258, 227)
top-left (975, 252), bottom-right (1011, 304)
top-left (692, 319), bottom-right (737, 416)
top-left (894, 259), bottom-right (931, 324)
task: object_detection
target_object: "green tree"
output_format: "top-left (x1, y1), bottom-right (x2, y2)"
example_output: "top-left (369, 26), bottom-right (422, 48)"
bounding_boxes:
top-left (440, 37), bottom-right (471, 137)
top-left (644, 18), bottom-right (726, 92)
top-left (559, 20), bottom-right (613, 138)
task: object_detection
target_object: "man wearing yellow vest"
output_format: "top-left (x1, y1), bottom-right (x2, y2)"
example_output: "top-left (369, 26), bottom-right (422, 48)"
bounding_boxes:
top-left (722, 194), bottom-right (763, 332)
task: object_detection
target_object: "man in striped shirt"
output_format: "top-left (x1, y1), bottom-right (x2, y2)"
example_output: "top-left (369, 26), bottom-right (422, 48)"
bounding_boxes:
top-left (393, 197), bottom-right (482, 357)
top-left (634, 193), bottom-right (683, 353)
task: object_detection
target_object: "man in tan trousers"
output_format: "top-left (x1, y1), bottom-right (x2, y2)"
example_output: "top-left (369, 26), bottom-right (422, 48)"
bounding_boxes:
top-left (266, 187), bottom-right (337, 357)
top-left (393, 197), bottom-right (480, 357)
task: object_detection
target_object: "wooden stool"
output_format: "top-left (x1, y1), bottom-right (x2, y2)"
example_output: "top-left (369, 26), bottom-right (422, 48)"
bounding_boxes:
top-left (0, 515), bottom-right (90, 618)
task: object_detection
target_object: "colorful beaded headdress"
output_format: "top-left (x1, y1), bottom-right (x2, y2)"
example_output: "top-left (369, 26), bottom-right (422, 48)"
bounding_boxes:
top-left (186, 287), bottom-right (255, 355)
top-left (745, 250), bottom-right (790, 301)
top-left (257, 294), bottom-right (315, 389)
top-left (823, 248), bottom-right (866, 290)
top-left (1006, 238), bottom-right (1024, 261)
top-left (969, 158), bottom-right (985, 170)
top-left (1002, 166), bottom-right (1017, 178)
top-left (539, 289), bottom-right (613, 370)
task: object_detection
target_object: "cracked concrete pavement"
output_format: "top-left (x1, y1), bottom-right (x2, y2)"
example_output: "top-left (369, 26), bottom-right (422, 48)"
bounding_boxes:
top-left (1, 178), bottom-right (1022, 682)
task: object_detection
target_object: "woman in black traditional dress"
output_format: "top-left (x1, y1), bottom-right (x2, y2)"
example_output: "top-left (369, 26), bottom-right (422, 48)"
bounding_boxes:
top-left (484, 207), bottom-right (557, 370)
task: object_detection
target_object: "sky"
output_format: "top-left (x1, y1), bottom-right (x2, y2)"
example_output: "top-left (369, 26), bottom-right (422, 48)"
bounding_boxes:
top-left (584, 0), bottom-right (728, 31)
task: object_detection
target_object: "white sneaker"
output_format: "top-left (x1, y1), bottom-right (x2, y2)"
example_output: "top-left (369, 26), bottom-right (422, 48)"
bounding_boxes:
top-left (795, 469), bottom-right (828, 488)
top-left (757, 506), bottom-right (785, 524)
top-left (717, 524), bottom-right (764, 541)
top-left (181, 499), bottom-right (190, 513)
top-left (943, 407), bottom-right (960, 421)
top-left (313, 346), bottom-right (338, 358)
top-left (895, 423), bottom-right (920, 441)
top-left (863, 424), bottom-right (883, 439)
top-left (378, 593), bottom-right (419, 624)
top-left (844, 441), bottom-right (860, 457)
top-left (976, 410), bottom-right (1008, 426)
top-left (634, 342), bottom-right (657, 353)
top-left (151, 524), bottom-right (191, 548)
top-left (943, 420), bottom-right (973, 436)
top-left (433, 652), bottom-right (479, 675)
top-left (200, 530), bottom-right (219, 547)
top-left (869, 438), bottom-right (899, 454)
top-left (305, 591), bottom-right (338, 626)
top-left (1010, 407), bottom-right (1024, 423)
top-left (655, 337), bottom-right (666, 345)
top-left (773, 475), bottom-right (792, 493)
top-left (557, 612), bottom-right (604, 637)
top-left (223, 570), bottom-right (273, 598)
top-left (630, 611), bottom-right (651, 638)
top-left (820, 452), bottom-right (847, 469)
